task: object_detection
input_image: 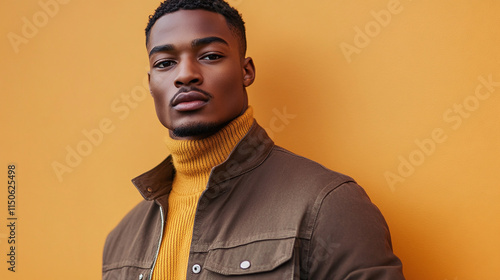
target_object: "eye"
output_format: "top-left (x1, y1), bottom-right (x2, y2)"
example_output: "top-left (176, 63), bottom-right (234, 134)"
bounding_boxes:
top-left (201, 54), bottom-right (223, 61)
top-left (154, 60), bottom-right (176, 69)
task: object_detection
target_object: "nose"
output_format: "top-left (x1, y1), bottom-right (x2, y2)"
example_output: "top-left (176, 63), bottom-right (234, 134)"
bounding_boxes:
top-left (174, 58), bottom-right (203, 87)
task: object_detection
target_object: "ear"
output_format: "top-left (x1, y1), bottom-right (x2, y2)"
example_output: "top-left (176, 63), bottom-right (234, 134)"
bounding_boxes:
top-left (242, 57), bottom-right (256, 87)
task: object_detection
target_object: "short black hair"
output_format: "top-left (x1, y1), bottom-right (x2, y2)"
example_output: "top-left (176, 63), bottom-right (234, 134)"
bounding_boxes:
top-left (145, 0), bottom-right (247, 56)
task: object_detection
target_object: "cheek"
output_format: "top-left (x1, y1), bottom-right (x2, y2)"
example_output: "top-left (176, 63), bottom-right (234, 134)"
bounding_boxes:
top-left (214, 66), bottom-right (244, 92)
top-left (152, 94), bottom-right (166, 112)
top-left (150, 76), bottom-right (171, 108)
top-left (150, 79), bottom-right (172, 125)
top-left (152, 94), bottom-right (167, 126)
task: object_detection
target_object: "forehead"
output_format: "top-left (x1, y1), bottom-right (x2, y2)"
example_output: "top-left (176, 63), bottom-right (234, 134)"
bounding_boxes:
top-left (147, 9), bottom-right (237, 51)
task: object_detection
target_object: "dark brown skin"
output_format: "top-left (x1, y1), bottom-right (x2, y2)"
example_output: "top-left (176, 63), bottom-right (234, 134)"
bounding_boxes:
top-left (147, 9), bottom-right (256, 140)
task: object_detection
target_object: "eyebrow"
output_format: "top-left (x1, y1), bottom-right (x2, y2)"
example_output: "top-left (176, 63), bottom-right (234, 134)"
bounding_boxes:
top-left (148, 36), bottom-right (229, 57)
top-left (192, 36), bottom-right (228, 48)
top-left (148, 44), bottom-right (174, 57)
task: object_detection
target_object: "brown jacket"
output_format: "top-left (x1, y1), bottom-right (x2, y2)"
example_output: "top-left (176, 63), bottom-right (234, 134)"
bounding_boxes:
top-left (103, 122), bottom-right (405, 279)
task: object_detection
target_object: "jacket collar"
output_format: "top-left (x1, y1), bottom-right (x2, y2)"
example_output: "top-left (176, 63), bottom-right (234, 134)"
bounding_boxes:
top-left (131, 121), bottom-right (274, 201)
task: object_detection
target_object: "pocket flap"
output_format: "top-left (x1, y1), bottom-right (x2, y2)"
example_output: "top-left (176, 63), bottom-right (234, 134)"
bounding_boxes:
top-left (204, 237), bottom-right (295, 275)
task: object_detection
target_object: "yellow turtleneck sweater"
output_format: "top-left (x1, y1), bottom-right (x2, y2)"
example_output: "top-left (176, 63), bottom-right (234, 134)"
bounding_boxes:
top-left (152, 107), bottom-right (254, 280)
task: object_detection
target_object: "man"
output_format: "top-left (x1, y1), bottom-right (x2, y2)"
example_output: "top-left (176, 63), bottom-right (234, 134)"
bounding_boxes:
top-left (103, 0), bottom-right (405, 279)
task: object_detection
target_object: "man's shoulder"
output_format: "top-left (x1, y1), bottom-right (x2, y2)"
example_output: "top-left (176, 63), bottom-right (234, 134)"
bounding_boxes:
top-left (266, 145), bottom-right (356, 187)
top-left (271, 145), bottom-right (339, 166)
top-left (233, 123), bottom-right (357, 193)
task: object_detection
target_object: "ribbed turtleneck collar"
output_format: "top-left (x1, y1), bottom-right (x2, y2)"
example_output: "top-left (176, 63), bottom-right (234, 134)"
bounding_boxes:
top-left (163, 107), bottom-right (254, 195)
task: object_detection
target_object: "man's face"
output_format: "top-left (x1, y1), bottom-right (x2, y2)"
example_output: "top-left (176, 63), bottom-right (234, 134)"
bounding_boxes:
top-left (147, 9), bottom-right (255, 140)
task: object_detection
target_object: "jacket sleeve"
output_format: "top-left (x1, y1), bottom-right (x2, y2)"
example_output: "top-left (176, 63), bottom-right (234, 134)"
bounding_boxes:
top-left (306, 181), bottom-right (405, 280)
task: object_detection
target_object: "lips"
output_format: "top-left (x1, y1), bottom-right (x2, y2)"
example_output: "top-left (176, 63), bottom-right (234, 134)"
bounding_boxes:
top-left (171, 91), bottom-right (210, 111)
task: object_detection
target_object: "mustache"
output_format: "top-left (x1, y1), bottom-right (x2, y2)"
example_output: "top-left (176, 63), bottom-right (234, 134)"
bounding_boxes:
top-left (172, 86), bottom-right (212, 100)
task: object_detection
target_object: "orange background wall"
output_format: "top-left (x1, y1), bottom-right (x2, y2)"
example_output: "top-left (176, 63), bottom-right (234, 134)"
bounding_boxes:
top-left (1, 0), bottom-right (499, 279)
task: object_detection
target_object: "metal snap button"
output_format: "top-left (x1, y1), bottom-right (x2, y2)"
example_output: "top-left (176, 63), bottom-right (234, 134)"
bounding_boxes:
top-left (147, 187), bottom-right (153, 193)
top-left (192, 264), bottom-right (202, 274)
top-left (139, 273), bottom-right (144, 280)
top-left (240, 260), bottom-right (251, 269)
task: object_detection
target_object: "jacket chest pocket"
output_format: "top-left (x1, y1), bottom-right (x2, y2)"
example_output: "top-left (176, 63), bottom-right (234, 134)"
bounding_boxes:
top-left (203, 237), bottom-right (299, 280)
